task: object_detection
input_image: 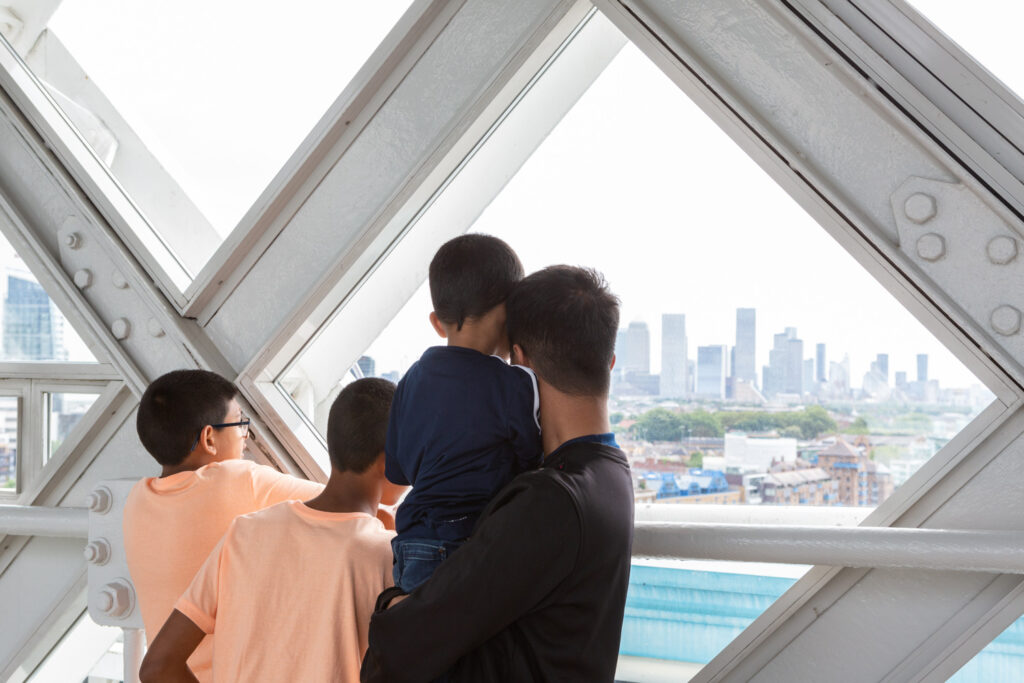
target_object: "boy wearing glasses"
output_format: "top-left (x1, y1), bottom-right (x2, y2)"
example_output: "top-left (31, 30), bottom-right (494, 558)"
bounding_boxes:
top-left (140, 378), bottom-right (400, 683)
top-left (123, 369), bottom-right (324, 682)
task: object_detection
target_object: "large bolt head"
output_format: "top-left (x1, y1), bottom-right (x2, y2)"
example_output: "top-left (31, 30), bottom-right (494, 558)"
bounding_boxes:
top-left (111, 318), bottom-right (131, 341)
top-left (988, 236), bottom-right (1019, 265)
top-left (916, 233), bottom-right (946, 261)
top-left (991, 305), bottom-right (1022, 336)
top-left (73, 269), bottom-right (92, 289)
top-left (84, 538), bottom-right (111, 565)
top-left (98, 580), bottom-right (133, 619)
top-left (111, 270), bottom-right (129, 289)
top-left (63, 232), bottom-right (82, 249)
top-left (905, 193), bottom-right (937, 224)
top-left (86, 486), bottom-right (112, 514)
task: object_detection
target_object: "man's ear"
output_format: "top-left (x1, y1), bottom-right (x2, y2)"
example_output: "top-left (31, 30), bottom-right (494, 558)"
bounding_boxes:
top-left (610, 353), bottom-right (616, 371)
top-left (511, 343), bottom-right (530, 368)
top-left (429, 312), bottom-right (447, 339)
top-left (196, 425), bottom-right (217, 456)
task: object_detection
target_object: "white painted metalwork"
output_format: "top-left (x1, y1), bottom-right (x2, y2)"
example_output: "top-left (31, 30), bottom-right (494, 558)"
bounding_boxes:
top-left (0, 504), bottom-right (86, 538)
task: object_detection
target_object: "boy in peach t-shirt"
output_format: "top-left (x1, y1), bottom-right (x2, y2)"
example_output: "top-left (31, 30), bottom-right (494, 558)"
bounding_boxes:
top-left (123, 370), bottom-right (324, 682)
top-left (140, 378), bottom-right (401, 683)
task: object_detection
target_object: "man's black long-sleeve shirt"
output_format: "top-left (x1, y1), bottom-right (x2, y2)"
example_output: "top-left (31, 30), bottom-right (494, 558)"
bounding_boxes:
top-left (361, 439), bottom-right (634, 682)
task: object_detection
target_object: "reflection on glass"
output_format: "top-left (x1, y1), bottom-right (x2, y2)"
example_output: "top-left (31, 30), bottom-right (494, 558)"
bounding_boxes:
top-left (15, 1), bottom-right (416, 277)
top-left (951, 616), bottom-right (1024, 681)
top-left (44, 392), bottom-right (99, 462)
top-left (0, 231), bottom-right (95, 362)
top-left (0, 395), bottom-right (16, 491)
top-left (905, 1), bottom-right (1024, 100)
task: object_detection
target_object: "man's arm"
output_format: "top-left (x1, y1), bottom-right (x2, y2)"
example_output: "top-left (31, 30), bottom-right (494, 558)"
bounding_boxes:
top-left (361, 478), bottom-right (579, 682)
top-left (139, 610), bottom-right (204, 683)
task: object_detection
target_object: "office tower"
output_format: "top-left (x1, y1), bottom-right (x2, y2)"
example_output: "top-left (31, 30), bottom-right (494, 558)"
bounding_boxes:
top-left (696, 345), bottom-right (728, 398)
top-left (917, 354), bottom-right (928, 382)
top-left (816, 343), bottom-right (826, 383)
top-left (660, 314), bottom-right (688, 398)
top-left (3, 270), bottom-right (67, 361)
top-left (356, 355), bottom-right (376, 378)
top-left (763, 327), bottom-right (804, 397)
top-left (873, 353), bottom-right (889, 384)
top-left (803, 358), bottom-right (815, 395)
top-left (624, 321), bottom-right (651, 374)
top-left (895, 371), bottom-right (907, 388)
top-left (734, 308), bottom-right (756, 384)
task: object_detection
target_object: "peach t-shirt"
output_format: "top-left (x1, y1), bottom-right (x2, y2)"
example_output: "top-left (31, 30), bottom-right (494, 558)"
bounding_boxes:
top-left (176, 501), bottom-right (394, 682)
top-left (123, 460), bottom-right (323, 682)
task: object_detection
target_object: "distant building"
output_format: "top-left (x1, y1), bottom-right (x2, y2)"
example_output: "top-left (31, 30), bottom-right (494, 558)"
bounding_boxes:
top-left (356, 355), bottom-right (376, 378)
top-left (917, 354), bottom-right (928, 382)
top-left (2, 268), bottom-right (67, 361)
top-left (816, 438), bottom-right (894, 506)
top-left (724, 433), bottom-right (797, 472)
top-left (816, 343), bottom-right (826, 383)
top-left (762, 459), bottom-right (836, 505)
top-left (763, 327), bottom-right (803, 398)
top-left (802, 358), bottom-right (815, 396)
top-left (873, 353), bottom-right (889, 385)
top-left (660, 314), bottom-right (688, 398)
top-left (734, 308), bottom-right (756, 385)
top-left (696, 345), bottom-right (728, 399)
top-left (624, 321), bottom-right (650, 374)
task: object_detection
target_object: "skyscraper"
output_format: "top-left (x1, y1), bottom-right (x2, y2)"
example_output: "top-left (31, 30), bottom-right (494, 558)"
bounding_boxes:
top-left (660, 314), bottom-right (688, 398)
top-left (2, 270), bottom-right (67, 361)
top-left (816, 343), bottom-right (826, 383)
top-left (763, 327), bottom-right (803, 397)
top-left (734, 308), bottom-right (756, 385)
top-left (696, 345), bottom-right (728, 399)
top-left (873, 353), bottom-right (889, 384)
top-left (917, 354), bottom-right (928, 382)
top-left (624, 321), bottom-right (651, 374)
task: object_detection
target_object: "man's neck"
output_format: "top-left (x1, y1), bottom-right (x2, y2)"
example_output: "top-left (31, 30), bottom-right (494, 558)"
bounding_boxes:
top-left (537, 383), bottom-right (611, 456)
top-left (304, 470), bottom-right (378, 516)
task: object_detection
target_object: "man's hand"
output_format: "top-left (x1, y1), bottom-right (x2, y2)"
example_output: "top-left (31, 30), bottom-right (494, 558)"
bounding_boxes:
top-left (139, 610), bottom-right (204, 682)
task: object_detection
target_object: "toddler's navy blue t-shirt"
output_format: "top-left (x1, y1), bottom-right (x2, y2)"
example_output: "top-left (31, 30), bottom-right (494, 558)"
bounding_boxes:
top-left (385, 346), bottom-right (542, 542)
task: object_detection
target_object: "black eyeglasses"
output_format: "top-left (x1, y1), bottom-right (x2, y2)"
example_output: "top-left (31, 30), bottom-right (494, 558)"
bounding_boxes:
top-left (189, 418), bottom-right (252, 453)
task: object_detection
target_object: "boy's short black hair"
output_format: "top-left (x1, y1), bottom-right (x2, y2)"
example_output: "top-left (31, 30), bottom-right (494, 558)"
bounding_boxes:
top-left (326, 378), bottom-right (395, 473)
top-left (136, 370), bottom-right (239, 466)
top-left (506, 266), bottom-right (620, 397)
top-left (428, 234), bottom-right (524, 330)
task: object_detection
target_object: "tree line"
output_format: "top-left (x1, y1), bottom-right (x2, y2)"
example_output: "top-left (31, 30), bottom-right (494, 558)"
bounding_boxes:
top-left (624, 405), bottom-right (837, 441)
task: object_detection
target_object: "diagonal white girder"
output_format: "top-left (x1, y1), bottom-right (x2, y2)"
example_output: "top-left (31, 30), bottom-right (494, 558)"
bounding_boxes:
top-left (0, 0), bottom-right (1023, 679)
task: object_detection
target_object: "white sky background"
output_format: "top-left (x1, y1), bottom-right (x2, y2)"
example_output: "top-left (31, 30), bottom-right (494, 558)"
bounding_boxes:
top-left (34, 0), bottom-right (1024, 388)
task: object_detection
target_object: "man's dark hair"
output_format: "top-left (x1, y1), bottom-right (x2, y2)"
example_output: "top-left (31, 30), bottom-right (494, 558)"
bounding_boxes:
top-left (326, 378), bottom-right (395, 473)
top-left (506, 266), bottom-right (620, 396)
top-left (136, 369), bottom-right (239, 466)
top-left (429, 234), bottom-right (524, 330)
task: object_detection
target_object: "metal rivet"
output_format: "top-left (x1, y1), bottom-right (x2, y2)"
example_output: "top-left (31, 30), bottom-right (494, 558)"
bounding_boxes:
top-left (73, 269), bottom-right (92, 289)
top-left (147, 318), bottom-right (165, 338)
top-left (988, 236), bottom-right (1019, 265)
top-left (904, 193), bottom-right (937, 224)
top-left (84, 538), bottom-right (111, 565)
top-left (991, 305), bottom-right (1022, 336)
top-left (86, 486), bottom-right (112, 514)
top-left (63, 232), bottom-right (82, 249)
top-left (111, 270), bottom-right (128, 289)
top-left (111, 318), bottom-right (130, 341)
top-left (916, 233), bottom-right (946, 261)
top-left (98, 580), bottom-right (133, 618)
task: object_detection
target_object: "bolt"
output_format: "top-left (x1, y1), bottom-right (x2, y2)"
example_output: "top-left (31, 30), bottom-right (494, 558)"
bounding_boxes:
top-left (84, 538), bottom-right (111, 565)
top-left (63, 232), bottom-right (81, 249)
top-left (73, 269), bottom-right (92, 289)
top-left (111, 270), bottom-right (128, 289)
top-left (988, 236), bottom-right (1019, 265)
top-left (916, 233), bottom-right (946, 261)
top-left (111, 318), bottom-right (130, 341)
top-left (991, 305), bottom-right (1022, 336)
top-left (98, 579), bottom-right (133, 618)
top-left (904, 193), bottom-right (937, 224)
top-left (86, 486), bottom-right (112, 514)
top-left (147, 318), bottom-right (165, 338)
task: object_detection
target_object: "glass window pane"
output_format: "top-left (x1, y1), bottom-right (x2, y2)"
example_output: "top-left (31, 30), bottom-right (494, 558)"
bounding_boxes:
top-left (951, 616), bottom-right (1024, 681)
top-left (22, 1), bottom-right (416, 279)
top-left (45, 391), bottom-right (100, 462)
top-left (0, 231), bottom-right (95, 362)
top-left (0, 395), bottom-right (17, 492)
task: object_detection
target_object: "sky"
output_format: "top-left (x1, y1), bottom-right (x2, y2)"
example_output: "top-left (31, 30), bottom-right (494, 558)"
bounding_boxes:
top-left (35, 0), bottom-right (1024, 390)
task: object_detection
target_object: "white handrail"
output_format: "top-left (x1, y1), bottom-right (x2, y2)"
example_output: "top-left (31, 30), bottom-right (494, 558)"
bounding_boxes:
top-left (0, 505), bottom-right (88, 538)
top-left (634, 522), bottom-right (1024, 574)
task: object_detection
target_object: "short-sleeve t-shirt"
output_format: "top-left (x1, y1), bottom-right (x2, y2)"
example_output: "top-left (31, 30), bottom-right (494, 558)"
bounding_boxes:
top-left (385, 346), bottom-right (542, 542)
top-left (176, 501), bottom-right (394, 682)
top-left (122, 459), bottom-right (323, 682)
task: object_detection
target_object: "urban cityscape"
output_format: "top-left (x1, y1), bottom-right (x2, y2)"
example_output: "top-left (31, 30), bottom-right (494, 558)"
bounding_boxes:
top-left (358, 306), bottom-right (993, 510)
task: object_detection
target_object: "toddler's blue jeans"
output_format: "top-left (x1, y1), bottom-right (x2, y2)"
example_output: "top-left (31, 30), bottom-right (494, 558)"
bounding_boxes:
top-left (392, 537), bottom-right (464, 593)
